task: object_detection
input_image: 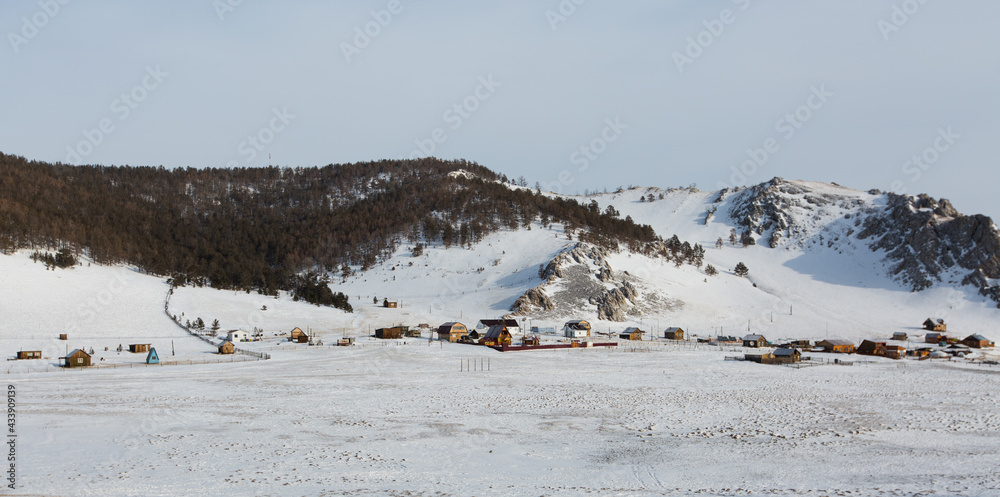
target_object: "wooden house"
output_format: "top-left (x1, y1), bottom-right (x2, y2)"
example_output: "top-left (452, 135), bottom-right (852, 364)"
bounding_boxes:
top-left (289, 327), bottom-right (307, 341)
top-left (619, 327), bottom-right (644, 341)
top-left (15, 351), bottom-right (41, 360)
top-left (146, 348), bottom-right (160, 365)
top-left (908, 347), bottom-right (932, 358)
top-left (437, 322), bottom-right (468, 343)
top-left (883, 344), bottom-right (906, 359)
top-left (218, 341), bottom-right (235, 354)
top-left (857, 340), bottom-right (885, 357)
top-left (375, 327), bottom-right (403, 339)
top-left (383, 299), bottom-right (398, 308)
top-left (923, 318), bottom-right (946, 332)
top-left (742, 334), bottom-right (767, 348)
top-left (770, 348), bottom-right (802, 364)
top-left (128, 344), bottom-right (151, 353)
top-left (925, 332), bottom-right (948, 344)
top-left (337, 337), bottom-right (355, 346)
top-left (663, 327), bottom-right (685, 340)
top-left (962, 334), bottom-right (994, 349)
top-left (63, 349), bottom-right (91, 368)
top-left (59, 334), bottom-right (68, 340)
top-left (715, 336), bottom-right (739, 344)
top-left (562, 320), bottom-right (591, 338)
top-left (891, 332), bottom-right (908, 341)
top-left (816, 339), bottom-right (855, 354)
top-left (480, 325), bottom-right (512, 346)
top-left (476, 319), bottom-right (520, 336)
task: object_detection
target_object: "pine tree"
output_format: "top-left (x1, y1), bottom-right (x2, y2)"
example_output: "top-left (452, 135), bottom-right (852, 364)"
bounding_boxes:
top-left (211, 319), bottom-right (220, 331)
top-left (705, 264), bottom-right (718, 276)
top-left (734, 262), bottom-right (749, 277)
top-left (716, 237), bottom-right (724, 250)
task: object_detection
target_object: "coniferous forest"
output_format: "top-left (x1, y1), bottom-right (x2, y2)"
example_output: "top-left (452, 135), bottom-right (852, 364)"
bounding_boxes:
top-left (0, 153), bottom-right (659, 301)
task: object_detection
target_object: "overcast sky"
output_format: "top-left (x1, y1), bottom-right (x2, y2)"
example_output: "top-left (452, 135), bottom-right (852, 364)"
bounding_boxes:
top-left (2, 1), bottom-right (998, 217)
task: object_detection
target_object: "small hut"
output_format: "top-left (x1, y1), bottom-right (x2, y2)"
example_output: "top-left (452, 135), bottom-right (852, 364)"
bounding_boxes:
top-left (562, 320), bottom-right (591, 338)
top-left (383, 299), bottom-right (398, 308)
top-left (337, 337), bottom-right (355, 346)
top-left (925, 332), bottom-right (948, 344)
top-left (891, 332), bottom-right (908, 341)
top-left (770, 348), bottom-right (802, 364)
top-left (218, 341), bottom-right (235, 354)
top-left (663, 327), bottom-right (685, 340)
top-left (59, 334), bottom-right (68, 340)
top-left (437, 322), bottom-right (468, 343)
top-left (375, 327), bottom-right (403, 339)
top-left (16, 351), bottom-right (42, 360)
top-left (480, 325), bottom-right (512, 346)
top-left (742, 334), bottom-right (767, 348)
top-left (962, 334), bottom-right (994, 349)
top-left (923, 318), bottom-right (946, 332)
top-left (63, 349), bottom-right (91, 368)
top-left (619, 327), bottom-right (644, 341)
top-left (129, 344), bottom-right (151, 353)
top-left (816, 339), bottom-right (855, 354)
top-left (146, 348), bottom-right (160, 364)
top-left (289, 327), bottom-right (307, 342)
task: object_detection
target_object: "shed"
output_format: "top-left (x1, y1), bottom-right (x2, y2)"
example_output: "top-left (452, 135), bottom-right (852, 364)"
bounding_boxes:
top-left (742, 334), bottom-right (767, 348)
top-left (383, 299), bottom-right (398, 308)
top-left (129, 344), bottom-right (151, 353)
top-left (962, 334), bottom-right (994, 349)
top-left (480, 325), bottom-right (512, 346)
top-left (337, 337), bottom-right (355, 346)
top-left (663, 327), bottom-right (685, 340)
top-left (289, 327), bottom-right (307, 341)
top-left (925, 332), bottom-right (948, 344)
top-left (437, 322), bottom-right (468, 343)
top-left (59, 333), bottom-right (68, 340)
top-left (146, 348), bottom-right (160, 364)
top-left (562, 320), bottom-right (591, 338)
top-left (375, 327), bottom-right (403, 339)
top-left (857, 340), bottom-right (886, 357)
top-left (218, 341), bottom-right (235, 354)
top-left (883, 344), bottom-right (906, 360)
top-left (923, 318), bottom-right (946, 331)
top-left (816, 339), bottom-right (855, 354)
top-left (715, 336), bottom-right (739, 344)
top-left (891, 332), bottom-right (908, 341)
top-left (771, 348), bottom-right (802, 364)
top-left (63, 349), bottom-right (91, 368)
top-left (619, 327), bottom-right (644, 341)
top-left (15, 351), bottom-right (42, 360)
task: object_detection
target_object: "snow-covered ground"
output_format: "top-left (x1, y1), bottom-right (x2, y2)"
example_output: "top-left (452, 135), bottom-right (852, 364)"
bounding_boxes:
top-left (11, 342), bottom-right (1000, 496)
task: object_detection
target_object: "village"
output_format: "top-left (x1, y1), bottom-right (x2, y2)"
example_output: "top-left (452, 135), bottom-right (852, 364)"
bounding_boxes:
top-left (35, 311), bottom-right (997, 372)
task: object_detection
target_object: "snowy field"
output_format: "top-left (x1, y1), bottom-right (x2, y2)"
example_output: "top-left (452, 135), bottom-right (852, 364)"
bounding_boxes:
top-left (11, 342), bottom-right (1000, 496)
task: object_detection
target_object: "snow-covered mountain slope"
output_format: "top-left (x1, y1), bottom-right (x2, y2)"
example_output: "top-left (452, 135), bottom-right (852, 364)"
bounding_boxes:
top-left (5, 178), bottom-right (1000, 349)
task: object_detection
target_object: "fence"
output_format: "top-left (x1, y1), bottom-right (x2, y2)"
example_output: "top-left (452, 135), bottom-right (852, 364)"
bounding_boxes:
top-left (163, 285), bottom-right (269, 361)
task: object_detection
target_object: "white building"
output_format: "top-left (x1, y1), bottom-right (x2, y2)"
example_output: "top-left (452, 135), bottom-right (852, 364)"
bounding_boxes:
top-left (227, 330), bottom-right (250, 342)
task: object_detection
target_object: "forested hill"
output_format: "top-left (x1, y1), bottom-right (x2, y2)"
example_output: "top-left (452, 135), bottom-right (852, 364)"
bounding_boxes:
top-left (0, 153), bottom-right (655, 294)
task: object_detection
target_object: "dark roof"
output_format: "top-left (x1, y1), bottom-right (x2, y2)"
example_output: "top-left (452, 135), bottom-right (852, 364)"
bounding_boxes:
top-left (438, 322), bottom-right (464, 332)
top-left (743, 334), bottom-right (765, 341)
top-left (664, 327), bottom-right (683, 333)
top-left (479, 319), bottom-right (518, 327)
top-left (484, 325), bottom-right (510, 339)
top-left (66, 349), bottom-right (90, 357)
top-left (820, 339), bottom-right (854, 346)
top-left (773, 348), bottom-right (799, 356)
top-left (716, 336), bottom-right (738, 342)
top-left (965, 334), bottom-right (989, 341)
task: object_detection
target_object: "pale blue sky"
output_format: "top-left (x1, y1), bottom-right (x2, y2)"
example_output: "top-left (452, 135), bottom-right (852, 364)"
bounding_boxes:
top-left (2, 1), bottom-right (998, 217)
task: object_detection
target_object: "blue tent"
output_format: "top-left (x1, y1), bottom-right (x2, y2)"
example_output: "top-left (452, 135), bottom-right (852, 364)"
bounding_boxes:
top-left (146, 348), bottom-right (159, 365)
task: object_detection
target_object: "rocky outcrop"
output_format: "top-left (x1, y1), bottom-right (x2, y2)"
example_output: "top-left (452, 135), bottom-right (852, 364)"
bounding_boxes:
top-left (509, 287), bottom-right (554, 314)
top-left (858, 193), bottom-right (1000, 300)
top-left (589, 281), bottom-right (639, 321)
